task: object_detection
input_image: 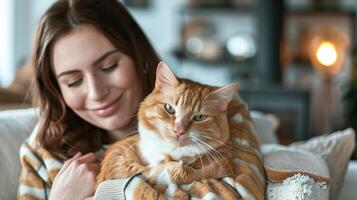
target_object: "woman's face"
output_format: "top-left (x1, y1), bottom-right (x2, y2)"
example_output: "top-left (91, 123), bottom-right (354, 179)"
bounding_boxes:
top-left (52, 25), bottom-right (142, 132)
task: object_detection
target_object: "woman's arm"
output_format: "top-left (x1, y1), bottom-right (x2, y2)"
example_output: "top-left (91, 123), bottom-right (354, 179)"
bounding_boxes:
top-left (18, 142), bottom-right (51, 200)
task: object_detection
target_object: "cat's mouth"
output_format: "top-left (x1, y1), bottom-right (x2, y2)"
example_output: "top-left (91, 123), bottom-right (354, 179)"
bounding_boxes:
top-left (165, 134), bottom-right (193, 147)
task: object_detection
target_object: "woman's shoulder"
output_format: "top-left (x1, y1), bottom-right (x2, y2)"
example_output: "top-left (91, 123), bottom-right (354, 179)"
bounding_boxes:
top-left (22, 119), bottom-right (41, 148)
top-left (20, 119), bottom-right (61, 167)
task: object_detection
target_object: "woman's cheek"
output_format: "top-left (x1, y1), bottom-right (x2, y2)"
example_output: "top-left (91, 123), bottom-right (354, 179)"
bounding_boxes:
top-left (62, 90), bottom-right (85, 110)
top-left (114, 67), bottom-right (137, 88)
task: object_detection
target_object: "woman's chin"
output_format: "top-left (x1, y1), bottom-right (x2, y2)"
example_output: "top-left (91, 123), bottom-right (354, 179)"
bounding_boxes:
top-left (96, 118), bottom-right (131, 132)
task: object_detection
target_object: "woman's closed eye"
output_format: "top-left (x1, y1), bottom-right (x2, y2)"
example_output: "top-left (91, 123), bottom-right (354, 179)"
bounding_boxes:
top-left (67, 78), bottom-right (83, 88)
top-left (101, 63), bottom-right (118, 73)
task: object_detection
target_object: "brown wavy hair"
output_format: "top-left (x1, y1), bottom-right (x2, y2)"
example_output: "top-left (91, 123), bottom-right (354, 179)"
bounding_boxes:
top-left (32, 0), bottom-right (160, 161)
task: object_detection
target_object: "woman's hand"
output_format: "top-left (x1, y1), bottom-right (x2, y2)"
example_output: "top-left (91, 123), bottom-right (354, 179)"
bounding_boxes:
top-left (49, 152), bottom-right (100, 200)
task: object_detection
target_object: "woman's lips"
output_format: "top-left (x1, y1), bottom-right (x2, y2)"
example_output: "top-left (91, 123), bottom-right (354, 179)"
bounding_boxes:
top-left (90, 94), bottom-right (123, 117)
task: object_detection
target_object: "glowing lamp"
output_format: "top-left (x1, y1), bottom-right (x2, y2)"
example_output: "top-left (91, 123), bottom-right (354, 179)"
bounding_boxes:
top-left (315, 41), bottom-right (338, 67)
top-left (309, 27), bottom-right (349, 77)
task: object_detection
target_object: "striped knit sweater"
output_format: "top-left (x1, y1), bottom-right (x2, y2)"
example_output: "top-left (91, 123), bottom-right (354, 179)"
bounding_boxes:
top-left (18, 96), bottom-right (265, 200)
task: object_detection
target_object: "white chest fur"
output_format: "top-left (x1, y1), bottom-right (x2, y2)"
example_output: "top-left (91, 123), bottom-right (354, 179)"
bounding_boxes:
top-left (138, 124), bottom-right (201, 166)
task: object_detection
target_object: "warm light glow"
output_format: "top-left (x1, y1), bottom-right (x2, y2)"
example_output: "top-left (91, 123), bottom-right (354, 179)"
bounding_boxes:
top-left (315, 41), bottom-right (338, 67)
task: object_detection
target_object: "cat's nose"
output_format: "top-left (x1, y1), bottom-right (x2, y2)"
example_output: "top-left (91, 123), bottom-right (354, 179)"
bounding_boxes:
top-left (174, 129), bottom-right (185, 136)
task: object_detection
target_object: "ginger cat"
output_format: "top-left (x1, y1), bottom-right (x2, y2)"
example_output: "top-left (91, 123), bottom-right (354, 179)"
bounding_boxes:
top-left (96, 62), bottom-right (264, 199)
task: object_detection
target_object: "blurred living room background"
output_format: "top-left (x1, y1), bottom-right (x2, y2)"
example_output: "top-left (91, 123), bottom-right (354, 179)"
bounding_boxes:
top-left (1, 0), bottom-right (357, 157)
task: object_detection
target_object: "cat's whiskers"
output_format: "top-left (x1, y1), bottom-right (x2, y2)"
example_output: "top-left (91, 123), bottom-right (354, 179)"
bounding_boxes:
top-left (197, 137), bottom-right (234, 177)
top-left (199, 135), bottom-right (233, 162)
top-left (195, 139), bottom-right (224, 175)
top-left (192, 140), bottom-right (207, 177)
top-left (201, 135), bottom-right (242, 154)
top-left (123, 130), bottom-right (139, 139)
top-left (115, 130), bottom-right (140, 155)
top-left (199, 135), bottom-right (231, 149)
top-left (192, 138), bottom-right (219, 177)
top-left (192, 141), bottom-right (215, 176)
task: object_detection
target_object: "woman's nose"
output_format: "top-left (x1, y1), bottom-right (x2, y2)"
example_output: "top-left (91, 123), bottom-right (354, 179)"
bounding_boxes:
top-left (87, 76), bottom-right (109, 101)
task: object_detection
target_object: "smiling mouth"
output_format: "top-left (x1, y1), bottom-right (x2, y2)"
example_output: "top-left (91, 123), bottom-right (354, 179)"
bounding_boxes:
top-left (89, 94), bottom-right (123, 117)
top-left (90, 94), bottom-right (123, 111)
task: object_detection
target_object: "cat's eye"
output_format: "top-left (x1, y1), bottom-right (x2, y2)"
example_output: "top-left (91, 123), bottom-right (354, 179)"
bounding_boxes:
top-left (193, 114), bottom-right (207, 121)
top-left (164, 103), bottom-right (175, 114)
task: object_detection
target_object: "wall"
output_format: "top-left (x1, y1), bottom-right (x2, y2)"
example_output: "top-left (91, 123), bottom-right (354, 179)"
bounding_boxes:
top-left (0, 0), bottom-right (15, 87)
top-left (0, 0), bottom-right (54, 87)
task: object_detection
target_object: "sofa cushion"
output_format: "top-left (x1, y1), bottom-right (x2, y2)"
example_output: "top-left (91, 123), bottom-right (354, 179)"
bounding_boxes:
top-left (0, 108), bottom-right (39, 200)
top-left (251, 111), bottom-right (279, 144)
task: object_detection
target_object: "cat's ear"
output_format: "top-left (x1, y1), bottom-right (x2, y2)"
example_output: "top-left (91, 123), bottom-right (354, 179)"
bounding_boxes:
top-left (155, 61), bottom-right (179, 91)
top-left (209, 83), bottom-right (240, 112)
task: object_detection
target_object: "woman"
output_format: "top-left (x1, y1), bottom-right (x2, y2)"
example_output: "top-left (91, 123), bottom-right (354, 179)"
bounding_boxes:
top-left (18, 0), bottom-right (160, 199)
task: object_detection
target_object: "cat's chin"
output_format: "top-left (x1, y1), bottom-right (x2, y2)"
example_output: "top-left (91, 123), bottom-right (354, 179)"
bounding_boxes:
top-left (164, 136), bottom-right (193, 147)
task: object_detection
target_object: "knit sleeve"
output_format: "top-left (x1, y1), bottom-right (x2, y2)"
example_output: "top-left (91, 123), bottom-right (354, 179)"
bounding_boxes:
top-left (94, 178), bottom-right (130, 200)
top-left (94, 174), bottom-right (169, 200)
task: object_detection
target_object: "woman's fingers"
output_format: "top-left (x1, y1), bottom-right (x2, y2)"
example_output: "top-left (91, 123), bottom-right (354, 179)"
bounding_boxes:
top-left (57, 152), bottom-right (98, 177)
top-left (50, 152), bottom-right (99, 200)
top-left (58, 152), bottom-right (82, 175)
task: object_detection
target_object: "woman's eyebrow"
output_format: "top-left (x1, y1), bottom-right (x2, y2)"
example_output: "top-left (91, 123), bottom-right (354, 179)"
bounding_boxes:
top-left (92, 49), bottom-right (119, 66)
top-left (57, 70), bottom-right (81, 78)
top-left (56, 49), bottom-right (119, 78)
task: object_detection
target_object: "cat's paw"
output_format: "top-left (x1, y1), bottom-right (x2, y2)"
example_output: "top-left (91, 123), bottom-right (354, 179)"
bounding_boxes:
top-left (165, 161), bottom-right (193, 184)
top-left (165, 183), bottom-right (189, 200)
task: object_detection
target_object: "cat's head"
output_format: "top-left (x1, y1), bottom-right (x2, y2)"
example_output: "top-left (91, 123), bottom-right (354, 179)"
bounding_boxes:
top-left (138, 62), bottom-right (239, 150)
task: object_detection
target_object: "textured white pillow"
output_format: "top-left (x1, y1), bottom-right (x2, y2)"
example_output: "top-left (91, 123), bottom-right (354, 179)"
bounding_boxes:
top-left (262, 146), bottom-right (330, 200)
top-left (266, 174), bottom-right (329, 200)
top-left (290, 128), bottom-right (355, 200)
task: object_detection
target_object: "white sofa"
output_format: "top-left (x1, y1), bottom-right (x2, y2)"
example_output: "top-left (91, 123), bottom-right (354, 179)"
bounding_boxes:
top-left (0, 108), bottom-right (356, 200)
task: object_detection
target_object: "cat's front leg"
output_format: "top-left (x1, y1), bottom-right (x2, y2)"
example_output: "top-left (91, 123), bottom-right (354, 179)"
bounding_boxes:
top-left (142, 162), bottom-right (172, 185)
top-left (165, 158), bottom-right (234, 185)
top-left (164, 161), bottom-right (200, 185)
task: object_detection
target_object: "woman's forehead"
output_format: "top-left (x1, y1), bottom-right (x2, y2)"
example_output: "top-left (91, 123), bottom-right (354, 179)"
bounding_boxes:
top-left (51, 25), bottom-right (116, 74)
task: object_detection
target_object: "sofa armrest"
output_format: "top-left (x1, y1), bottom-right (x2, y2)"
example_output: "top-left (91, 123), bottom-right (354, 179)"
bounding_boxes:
top-left (0, 108), bottom-right (39, 199)
top-left (338, 160), bottom-right (357, 200)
